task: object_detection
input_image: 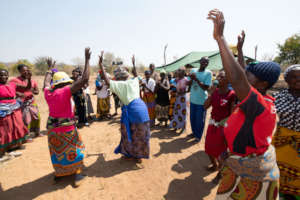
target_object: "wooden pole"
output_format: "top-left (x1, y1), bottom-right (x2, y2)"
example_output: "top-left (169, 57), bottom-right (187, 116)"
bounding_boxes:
top-left (164, 44), bottom-right (168, 65)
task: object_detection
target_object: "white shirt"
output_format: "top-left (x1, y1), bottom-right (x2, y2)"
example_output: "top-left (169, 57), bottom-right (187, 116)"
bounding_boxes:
top-left (142, 78), bottom-right (156, 93)
top-left (96, 81), bottom-right (109, 98)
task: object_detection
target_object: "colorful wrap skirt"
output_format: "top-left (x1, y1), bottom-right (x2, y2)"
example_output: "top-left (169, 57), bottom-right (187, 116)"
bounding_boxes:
top-left (216, 145), bottom-right (280, 200)
top-left (205, 118), bottom-right (227, 158)
top-left (47, 119), bottom-right (85, 177)
top-left (114, 98), bottom-right (150, 159)
top-left (169, 94), bottom-right (187, 129)
top-left (0, 102), bottom-right (28, 150)
top-left (142, 92), bottom-right (156, 126)
top-left (96, 96), bottom-right (110, 117)
top-left (168, 91), bottom-right (176, 120)
top-left (21, 98), bottom-right (40, 133)
top-left (272, 126), bottom-right (300, 197)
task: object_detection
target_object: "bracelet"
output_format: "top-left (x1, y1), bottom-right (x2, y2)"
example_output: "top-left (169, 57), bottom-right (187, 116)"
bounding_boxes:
top-left (46, 71), bottom-right (52, 74)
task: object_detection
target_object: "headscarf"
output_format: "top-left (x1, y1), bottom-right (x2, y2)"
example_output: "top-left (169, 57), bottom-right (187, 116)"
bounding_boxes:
top-left (113, 67), bottom-right (129, 80)
top-left (246, 61), bottom-right (281, 89)
top-left (284, 64), bottom-right (300, 81)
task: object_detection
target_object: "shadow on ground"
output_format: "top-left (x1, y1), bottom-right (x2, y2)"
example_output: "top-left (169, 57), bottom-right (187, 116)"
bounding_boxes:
top-left (164, 151), bottom-right (217, 200)
top-left (0, 153), bottom-right (140, 200)
top-left (154, 136), bottom-right (198, 157)
top-left (86, 153), bottom-right (141, 178)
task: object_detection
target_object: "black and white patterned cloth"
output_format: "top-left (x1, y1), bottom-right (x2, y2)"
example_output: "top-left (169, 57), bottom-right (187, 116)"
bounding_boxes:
top-left (274, 89), bottom-right (300, 132)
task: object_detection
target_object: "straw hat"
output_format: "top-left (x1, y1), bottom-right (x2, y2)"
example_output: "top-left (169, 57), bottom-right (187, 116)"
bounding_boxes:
top-left (51, 72), bottom-right (73, 86)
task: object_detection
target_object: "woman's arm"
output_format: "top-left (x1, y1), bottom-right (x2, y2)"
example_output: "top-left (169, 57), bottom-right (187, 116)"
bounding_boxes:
top-left (70, 48), bottom-right (91, 94)
top-left (98, 51), bottom-right (110, 87)
top-left (237, 30), bottom-right (246, 69)
top-left (207, 9), bottom-right (250, 101)
top-left (204, 95), bottom-right (212, 110)
top-left (43, 58), bottom-right (56, 89)
top-left (132, 55), bottom-right (138, 77)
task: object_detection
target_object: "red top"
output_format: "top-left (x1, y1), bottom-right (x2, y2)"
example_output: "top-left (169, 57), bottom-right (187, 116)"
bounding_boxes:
top-left (224, 87), bottom-right (276, 156)
top-left (10, 77), bottom-right (38, 102)
top-left (44, 86), bottom-right (75, 132)
top-left (0, 82), bottom-right (17, 104)
top-left (211, 88), bottom-right (236, 122)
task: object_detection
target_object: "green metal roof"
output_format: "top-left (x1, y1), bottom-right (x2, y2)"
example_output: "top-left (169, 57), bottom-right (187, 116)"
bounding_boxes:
top-left (156, 51), bottom-right (253, 72)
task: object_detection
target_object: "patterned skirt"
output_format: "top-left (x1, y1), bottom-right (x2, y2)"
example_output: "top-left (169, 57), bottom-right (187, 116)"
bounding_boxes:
top-left (216, 146), bottom-right (280, 199)
top-left (115, 122), bottom-right (150, 159)
top-left (142, 92), bottom-right (156, 126)
top-left (272, 126), bottom-right (300, 197)
top-left (168, 91), bottom-right (176, 120)
top-left (0, 109), bottom-right (28, 150)
top-left (48, 128), bottom-right (85, 177)
top-left (22, 101), bottom-right (40, 133)
top-left (155, 104), bottom-right (169, 122)
top-left (96, 97), bottom-right (110, 117)
top-left (216, 166), bottom-right (279, 200)
top-left (169, 94), bottom-right (187, 129)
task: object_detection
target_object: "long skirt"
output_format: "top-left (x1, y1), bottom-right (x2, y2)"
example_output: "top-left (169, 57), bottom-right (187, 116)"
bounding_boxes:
top-left (155, 104), bottom-right (169, 122)
top-left (142, 92), bottom-right (156, 126)
top-left (272, 126), bottom-right (300, 198)
top-left (216, 166), bottom-right (279, 200)
top-left (22, 101), bottom-right (40, 134)
top-left (48, 128), bottom-right (85, 177)
top-left (115, 122), bottom-right (150, 159)
top-left (205, 123), bottom-right (227, 158)
top-left (0, 109), bottom-right (28, 151)
top-left (85, 93), bottom-right (94, 116)
top-left (169, 94), bottom-right (187, 129)
top-left (168, 91), bottom-right (176, 120)
top-left (73, 94), bottom-right (87, 124)
top-left (96, 97), bottom-right (110, 118)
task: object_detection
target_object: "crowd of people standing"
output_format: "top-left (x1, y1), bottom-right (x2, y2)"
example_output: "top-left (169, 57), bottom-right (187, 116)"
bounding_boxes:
top-left (0, 9), bottom-right (299, 200)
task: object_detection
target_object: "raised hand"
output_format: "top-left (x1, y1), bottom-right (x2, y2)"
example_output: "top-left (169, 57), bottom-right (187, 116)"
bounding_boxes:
top-left (237, 30), bottom-right (245, 50)
top-left (207, 9), bottom-right (225, 41)
top-left (85, 47), bottom-right (91, 61)
top-left (132, 55), bottom-right (135, 66)
top-left (98, 51), bottom-right (104, 66)
top-left (46, 57), bottom-right (56, 70)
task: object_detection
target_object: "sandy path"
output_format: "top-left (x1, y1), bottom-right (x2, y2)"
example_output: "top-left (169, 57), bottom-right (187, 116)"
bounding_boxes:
top-left (0, 76), bottom-right (218, 200)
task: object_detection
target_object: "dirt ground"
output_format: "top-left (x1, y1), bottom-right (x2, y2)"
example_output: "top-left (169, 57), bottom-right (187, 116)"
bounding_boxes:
top-left (0, 76), bottom-right (218, 200)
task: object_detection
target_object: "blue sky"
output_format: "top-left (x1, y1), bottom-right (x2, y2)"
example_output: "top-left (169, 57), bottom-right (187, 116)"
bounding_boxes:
top-left (0, 0), bottom-right (299, 67)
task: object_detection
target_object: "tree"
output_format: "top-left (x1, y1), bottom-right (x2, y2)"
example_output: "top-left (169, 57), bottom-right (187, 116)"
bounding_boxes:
top-left (71, 57), bottom-right (84, 67)
top-left (261, 53), bottom-right (274, 62)
top-left (0, 63), bottom-right (7, 70)
top-left (274, 33), bottom-right (300, 65)
top-left (103, 52), bottom-right (115, 74)
top-left (9, 59), bottom-right (34, 75)
top-left (34, 57), bottom-right (48, 75)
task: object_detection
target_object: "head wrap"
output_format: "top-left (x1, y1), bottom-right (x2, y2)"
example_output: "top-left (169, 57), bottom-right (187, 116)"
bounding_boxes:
top-left (52, 72), bottom-right (73, 86)
top-left (113, 67), bottom-right (129, 80)
top-left (246, 61), bottom-right (281, 88)
top-left (144, 70), bottom-right (151, 75)
top-left (284, 64), bottom-right (300, 81)
top-left (51, 68), bottom-right (58, 73)
top-left (160, 69), bottom-right (166, 74)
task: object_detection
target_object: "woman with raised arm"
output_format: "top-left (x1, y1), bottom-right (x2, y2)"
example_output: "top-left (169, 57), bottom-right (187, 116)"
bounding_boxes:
top-left (208, 9), bottom-right (281, 199)
top-left (99, 53), bottom-right (150, 165)
top-left (43, 48), bottom-right (90, 187)
top-left (0, 68), bottom-right (29, 161)
top-left (272, 65), bottom-right (300, 200)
